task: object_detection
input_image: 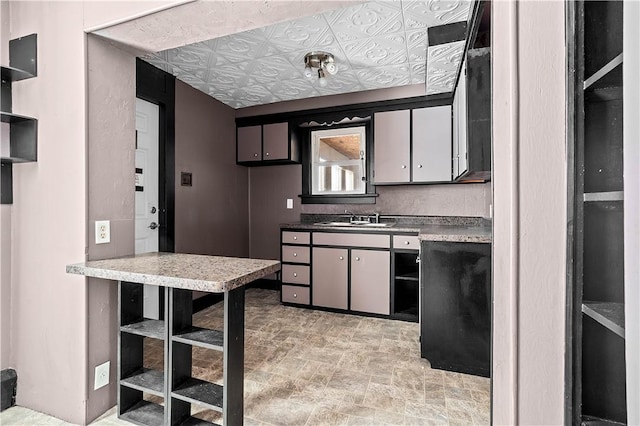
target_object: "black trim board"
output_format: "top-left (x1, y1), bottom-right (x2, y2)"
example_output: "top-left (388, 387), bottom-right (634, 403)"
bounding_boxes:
top-left (428, 21), bottom-right (468, 46)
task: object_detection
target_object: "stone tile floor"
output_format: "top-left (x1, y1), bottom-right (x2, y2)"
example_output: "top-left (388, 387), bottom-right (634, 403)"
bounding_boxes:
top-left (0, 288), bottom-right (490, 425)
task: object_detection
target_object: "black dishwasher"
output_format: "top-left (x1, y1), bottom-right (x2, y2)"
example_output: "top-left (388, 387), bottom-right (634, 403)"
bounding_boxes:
top-left (420, 241), bottom-right (491, 377)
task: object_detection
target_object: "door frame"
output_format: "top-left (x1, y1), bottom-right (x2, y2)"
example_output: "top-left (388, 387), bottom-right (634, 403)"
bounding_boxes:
top-left (136, 58), bottom-right (175, 253)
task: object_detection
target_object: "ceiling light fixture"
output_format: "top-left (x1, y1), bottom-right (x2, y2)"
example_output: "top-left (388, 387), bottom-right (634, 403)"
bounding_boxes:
top-left (304, 51), bottom-right (337, 87)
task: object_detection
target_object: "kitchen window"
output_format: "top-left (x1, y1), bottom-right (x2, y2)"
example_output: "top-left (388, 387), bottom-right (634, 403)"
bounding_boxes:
top-left (310, 126), bottom-right (367, 195)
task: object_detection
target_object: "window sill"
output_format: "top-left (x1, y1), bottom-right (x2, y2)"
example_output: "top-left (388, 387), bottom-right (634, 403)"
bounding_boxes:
top-left (299, 194), bottom-right (378, 205)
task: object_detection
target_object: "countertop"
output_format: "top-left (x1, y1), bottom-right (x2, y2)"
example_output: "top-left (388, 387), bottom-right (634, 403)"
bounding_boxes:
top-left (281, 215), bottom-right (492, 244)
top-left (66, 252), bottom-right (281, 292)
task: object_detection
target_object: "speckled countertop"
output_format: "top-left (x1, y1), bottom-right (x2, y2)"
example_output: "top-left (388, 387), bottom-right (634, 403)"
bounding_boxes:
top-left (418, 224), bottom-right (492, 243)
top-left (66, 252), bottom-right (281, 292)
top-left (281, 214), bottom-right (492, 243)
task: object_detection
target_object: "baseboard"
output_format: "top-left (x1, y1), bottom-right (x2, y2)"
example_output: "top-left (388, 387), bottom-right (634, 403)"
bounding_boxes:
top-left (1, 369), bottom-right (17, 411)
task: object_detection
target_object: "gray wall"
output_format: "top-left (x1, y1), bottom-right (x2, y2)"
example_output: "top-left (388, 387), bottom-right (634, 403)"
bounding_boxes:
top-left (175, 80), bottom-right (249, 258)
top-left (86, 34), bottom-right (136, 422)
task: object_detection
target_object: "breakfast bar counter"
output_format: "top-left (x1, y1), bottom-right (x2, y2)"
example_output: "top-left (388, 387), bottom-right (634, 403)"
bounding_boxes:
top-left (67, 252), bottom-right (281, 426)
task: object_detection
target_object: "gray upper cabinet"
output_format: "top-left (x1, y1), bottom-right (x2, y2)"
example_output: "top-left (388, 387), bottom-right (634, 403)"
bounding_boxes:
top-left (374, 106), bottom-right (453, 185)
top-left (262, 122), bottom-right (289, 160)
top-left (373, 109), bottom-right (411, 183)
top-left (453, 58), bottom-right (468, 180)
top-left (237, 125), bottom-right (262, 162)
top-left (236, 122), bottom-right (299, 165)
top-left (412, 106), bottom-right (452, 182)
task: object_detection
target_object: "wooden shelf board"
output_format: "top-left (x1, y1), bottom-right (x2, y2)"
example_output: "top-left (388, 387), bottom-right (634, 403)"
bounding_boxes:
top-left (583, 191), bottom-right (624, 202)
top-left (121, 319), bottom-right (165, 340)
top-left (181, 416), bottom-right (220, 426)
top-left (584, 53), bottom-right (623, 90)
top-left (173, 327), bottom-right (224, 352)
top-left (172, 377), bottom-right (223, 412)
top-left (1, 65), bottom-right (34, 82)
top-left (582, 302), bottom-right (625, 338)
top-left (0, 111), bottom-right (37, 123)
top-left (120, 400), bottom-right (164, 426)
top-left (120, 368), bottom-right (164, 397)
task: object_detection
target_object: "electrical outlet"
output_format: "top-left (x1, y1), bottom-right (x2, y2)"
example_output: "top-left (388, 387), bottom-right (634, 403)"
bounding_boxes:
top-left (95, 220), bottom-right (110, 244)
top-left (286, 198), bottom-right (293, 209)
top-left (94, 361), bottom-right (110, 390)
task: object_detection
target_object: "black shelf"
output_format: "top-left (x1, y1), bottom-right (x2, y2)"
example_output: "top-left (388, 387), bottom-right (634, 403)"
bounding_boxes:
top-left (582, 302), bottom-right (625, 338)
top-left (121, 319), bottom-right (165, 340)
top-left (0, 111), bottom-right (37, 124)
top-left (583, 191), bottom-right (623, 203)
top-left (582, 415), bottom-right (626, 426)
top-left (181, 416), bottom-right (219, 426)
top-left (584, 54), bottom-right (622, 91)
top-left (172, 377), bottom-right (223, 412)
top-left (0, 65), bottom-right (34, 82)
top-left (120, 400), bottom-right (164, 426)
top-left (395, 272), bottom-right (419, 282)
top-left (172, 327), bottom-right (223, 351)
top-left (120, 368), bottom-right (165, 397)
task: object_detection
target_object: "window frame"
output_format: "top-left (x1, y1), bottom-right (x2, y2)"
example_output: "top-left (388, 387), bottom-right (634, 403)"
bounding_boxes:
top-left (300, 120), bottom-right (377, 204)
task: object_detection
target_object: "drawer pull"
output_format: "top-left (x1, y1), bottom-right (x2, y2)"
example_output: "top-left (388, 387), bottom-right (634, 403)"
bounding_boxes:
top-left (293, 236), bottom-right (298, 240)
top-left (265, 152), bottom-right (270, 156)
top-left (405, 241), bottom-right (410, 245)
top-left (293, 293), bottom-right (297, 298)
top-left (293, 273), bottom-right (298, 277)
top-left (355, 256), bottom-right (360, 261)
top-left (402, 165), bottom-right (407, 169)
top-left (418, 164), bottom-right (423, 168)
top-left (339, 256), bottom-right (344, 260)
top-left (293, 253), bottom-right (297, 257)
top-left (253, 153), bottom-right (258, 157)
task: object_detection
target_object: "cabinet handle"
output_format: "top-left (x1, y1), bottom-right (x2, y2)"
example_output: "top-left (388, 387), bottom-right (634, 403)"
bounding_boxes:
top-left (418, 164), bottom-right (423, 168)
top-left (405, 241), bottom-right (410, 245)
top-left (265, 152), bottom-right (270, 156)
top-left (355, 256), bottom-right (360, 261)
top-left (401, 165), bottom-right (407, 169)
top-left (254, 153), bottom-right (258, 157)
top-left (293, 293), bottom-right (297, 298)
top-left (293, 236), bottom-right (297, 240)
top-left (339, 256), bottom-right (344, 260)
top-left (293, 273), bottom-right (298, 277)
top-left (293, 252), bottom-right (297, 257)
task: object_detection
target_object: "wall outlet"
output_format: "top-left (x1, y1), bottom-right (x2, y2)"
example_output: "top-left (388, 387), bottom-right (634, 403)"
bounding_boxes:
top-left (94, 360), bottom-right (110, 390)
top-left (95, 220), bottom-right (110, 244)
top-left (286, 198), bottom-right (293, 209)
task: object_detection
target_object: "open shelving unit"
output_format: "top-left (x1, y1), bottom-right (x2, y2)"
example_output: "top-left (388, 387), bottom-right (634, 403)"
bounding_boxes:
top-left (1, 34), bottom-right (38, 204)
top-left (570, 1), bottom-right (629, 424)
top-left (391, 251), bottom-right (419, 322)
top-left (119, 282), bottom-right (244, 425)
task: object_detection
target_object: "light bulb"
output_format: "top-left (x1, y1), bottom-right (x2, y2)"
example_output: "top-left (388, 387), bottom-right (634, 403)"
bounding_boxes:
top-left (303, 65), bottom-right (314, 79)
top-left (318, 69), bottom-right (327, 88)
top-left (324, 61), bottom-right (337, 75)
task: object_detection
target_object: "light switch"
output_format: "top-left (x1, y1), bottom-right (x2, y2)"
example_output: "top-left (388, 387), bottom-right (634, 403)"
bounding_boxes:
top-left (286, 199), bottom-right (293, 209)
top-left (95, 220), bottom-right (110, 244)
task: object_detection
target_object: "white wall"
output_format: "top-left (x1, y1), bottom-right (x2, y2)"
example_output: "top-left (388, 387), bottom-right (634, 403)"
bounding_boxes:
top-left (493, 1), bottom-right (568, 424)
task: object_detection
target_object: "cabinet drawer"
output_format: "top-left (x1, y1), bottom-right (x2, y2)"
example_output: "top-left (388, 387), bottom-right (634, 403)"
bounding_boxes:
top-left (312, 232), bottom-right (390, 248)
top-left (282, 245), bottom-right (310, 263)
top-left (282, 231), bottom-right (310, 245)
top-left (393, 235), bottom-right (420, 251)
top-left (281, 285), bottom-right (310, 305)
top-left (282, 264), bottom-right (310, 284)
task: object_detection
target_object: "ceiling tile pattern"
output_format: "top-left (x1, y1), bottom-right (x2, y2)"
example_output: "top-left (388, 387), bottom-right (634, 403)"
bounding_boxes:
top-left (143, 0), bottom-right (472, 109)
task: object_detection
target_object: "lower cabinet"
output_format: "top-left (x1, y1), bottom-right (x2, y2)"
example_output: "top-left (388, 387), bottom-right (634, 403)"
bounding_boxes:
top-left (312, 247), bottom-right (348, 310)
top-left (351, 249), bottom-right (390, 315)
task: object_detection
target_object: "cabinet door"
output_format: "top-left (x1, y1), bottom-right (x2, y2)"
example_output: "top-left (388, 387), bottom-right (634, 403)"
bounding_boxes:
top-left (374, 110), bottom-right (410, 183)
top-left (412, 106), bottom-right (452, 182)
top-left (262, 122), bottom-right (289, 160)
top-left (453, 59), bottom-right (468, 178)
top-left (237, 125), bottom-right (262, 162)
top-left (312, 247), bottom-right (348, 310)
top-left (351, 249), bottom-right (390, 315)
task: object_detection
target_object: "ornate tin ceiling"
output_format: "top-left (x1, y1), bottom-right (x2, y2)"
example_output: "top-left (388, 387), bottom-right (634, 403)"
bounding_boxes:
top-left (143, 0), bottom-right (472, 109)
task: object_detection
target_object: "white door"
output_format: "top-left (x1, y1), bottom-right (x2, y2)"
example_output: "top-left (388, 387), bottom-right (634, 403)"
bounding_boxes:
top-left (135, 98), bottom-right (160, 319)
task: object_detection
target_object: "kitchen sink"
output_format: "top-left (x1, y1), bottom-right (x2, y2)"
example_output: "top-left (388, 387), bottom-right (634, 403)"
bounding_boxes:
top-left (314, 221), bottom-right (395, 228)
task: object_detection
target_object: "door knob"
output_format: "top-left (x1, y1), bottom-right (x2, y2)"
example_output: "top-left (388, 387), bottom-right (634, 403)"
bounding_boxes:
top-left (148, 222), bottom-right (160, 230)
